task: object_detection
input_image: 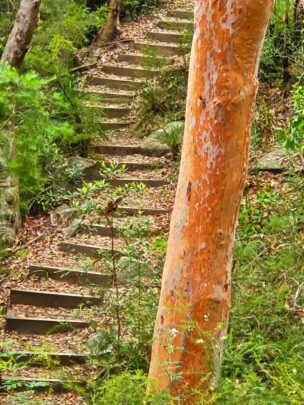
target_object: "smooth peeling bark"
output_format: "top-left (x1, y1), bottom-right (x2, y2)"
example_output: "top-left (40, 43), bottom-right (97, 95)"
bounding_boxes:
top-left (93, 0), bottom-right (121, 45)
top-left (1, 0), bottom-right (41, 69)
top-left (149, 0), bottom-right (274, 400)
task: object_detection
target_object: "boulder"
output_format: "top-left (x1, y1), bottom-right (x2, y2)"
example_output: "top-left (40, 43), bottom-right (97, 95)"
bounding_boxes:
top-left (63, 219), bottom-right (82, 238)
top-left (144, 121), bottom-right (184, 152)
top-left (54, 205), bottom-right (77, 225)
top-left (253, 149), bottom-right (287, 172)
top-left (117, 257), bottom-right (154, 284)
top-left (67, 156), bottom-right (100, 181)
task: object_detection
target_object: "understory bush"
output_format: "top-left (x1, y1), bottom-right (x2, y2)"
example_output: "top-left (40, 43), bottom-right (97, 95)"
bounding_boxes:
top-left (0, 63), bottom-right (101, 214)
top-left (216, 175), bottom-right (304, 404)
top-left (136, 65), bottom-right (188, 136)
top-left (121, 0), bottom-right (161, 19)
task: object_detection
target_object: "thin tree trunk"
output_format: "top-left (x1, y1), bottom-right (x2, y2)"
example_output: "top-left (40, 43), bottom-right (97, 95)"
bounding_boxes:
top-left (2, 0), bottom-right (41, 69)
top-left (149, 0), bottom-right (274, 401)
top-left (93, 0), bottom-right (121, 46)
top-left (0, 0), bottom-right (41, 245)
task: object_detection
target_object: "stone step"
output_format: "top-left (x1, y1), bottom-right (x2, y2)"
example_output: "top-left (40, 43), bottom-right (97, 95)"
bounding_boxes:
top-left (59, 242), bottom-right (123, 259)
top-left (80, 89), bottom-right (135, 104)
top-left (28, 264), bottom-right (112, 285)
top-left (134, 41), bottom-right (180, 56)
top-left (10, 289), bottom-right (100, 308)
top-left (90, 104), bottom-right (131, 118)
top-left (2, 351), bottom-right (89, 366)
top-left (81, 224), bottom-right (162, 237)
top-left (86, 75), bottom-right (143, 90)
top-left (101, 120), bottom-right (132, 130)
top-left (119, 52), bottom-right (172, 66)
top-left (101, 64), bottom-right (158, 79)
top-left (148, 30), bottom-right (183, 44)
top-left (91, 144), bottom-right (170, 157)
top-left (107, 177), bottom-right (166, 188)
top-left (6, 312), bottom-right (90, 334)
top-left (157, 19), bottom-right (193, 31)
top-left (167, 9), bottom-right (194, 20)
top-left (0, 377), bottom-right (83, 392)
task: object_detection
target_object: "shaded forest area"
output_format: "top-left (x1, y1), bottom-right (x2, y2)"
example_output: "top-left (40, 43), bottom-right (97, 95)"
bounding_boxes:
top-left (0, 0), bottom-right (303, 404)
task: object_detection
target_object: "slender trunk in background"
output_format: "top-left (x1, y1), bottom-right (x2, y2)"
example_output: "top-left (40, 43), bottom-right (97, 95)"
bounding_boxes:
top-left (93, 0), bottom-right (121, 46)
top-left (149, 0), bottom-right (274, 401)
top-left (0, 0), bottom-right (41, 245)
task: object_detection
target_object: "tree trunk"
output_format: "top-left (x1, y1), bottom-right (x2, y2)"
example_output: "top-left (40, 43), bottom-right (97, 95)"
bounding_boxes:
top-left (148, 0), bottom-right (274, 401)
top-left (2, 0), bottom-right (41, 69)
top-left (294, 0), bottom-right (304, 47)
top-left (0, 0), bottom-right (41, 245)
top-left (93, 0), bottom-right (121, 46)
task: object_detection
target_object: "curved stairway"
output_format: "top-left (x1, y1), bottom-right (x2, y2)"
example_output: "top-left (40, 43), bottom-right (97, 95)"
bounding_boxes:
top-left (0, 6), bottom-right (194, 401)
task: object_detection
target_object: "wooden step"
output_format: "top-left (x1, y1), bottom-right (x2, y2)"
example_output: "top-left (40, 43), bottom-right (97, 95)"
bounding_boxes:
top-left (107, 177), bottom-right (166, 188)
top-left (80, 89), bottom-right (135, 104)
top-left (134, 41), bottom-right (180, 56)
top-left (157, 19), bottom-right (193, 31)
top-left (28, 264), bottom-right (112, 285)
top-left (101, 120), bottom-right (132, 130)
top-left (167, 9), bottom-right (194, 20)
top-left (90, 104), bottom-right (131, 118)
top-left (6, 312), bottom-right (90, 334)
top-left (0, 377), bottom-right (83, 392)
top-left (59, 242), bottom-right (123, 259)
top-left (101, 64), bottom-right (158, 79)
top-left (85, 75), bottom-right (143, 90)
top-left (118, 206), bottom-right (171, 216)
top-left (81, 224), bottom-right (162, 237)
top-left (119, 52), bottom-right (172, 66)
top-left (91, 144), bottom-right (170, 157)
top-left (148, 30), bottom-right (183, 44)
top-left (2, 351), bottom-right (89, 366)
top-left (10, 289), bottom-right (100, 308)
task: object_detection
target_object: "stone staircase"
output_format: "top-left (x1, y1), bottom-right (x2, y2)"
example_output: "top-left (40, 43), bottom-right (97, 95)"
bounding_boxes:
top-left (1, 6), bottom-right (194, 400)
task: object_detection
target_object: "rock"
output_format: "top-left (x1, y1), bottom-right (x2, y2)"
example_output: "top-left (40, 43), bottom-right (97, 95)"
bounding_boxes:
top-left (253, 149), bottom-right (287, 172)
top-left (54, 205), bottom-right (77, 225)
top-left (117, 257), bottom-right (154, 284)
top-left (63, 219), bottom-right (82, 238)
top-left (67, 156), bottom-right (100, 181)
top-left (144, 121), bottom-right (184, 148)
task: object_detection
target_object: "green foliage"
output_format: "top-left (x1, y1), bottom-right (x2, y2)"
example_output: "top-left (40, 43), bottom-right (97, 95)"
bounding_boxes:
top-left (136, 65), bottom-right (188, 136)
top-left (121, 0), bottom-right (160, 19)
top-left (260, 0), bottom-right (303, 83)
top-left (0, 62), bottom-right (100, 213)
top-left (216, 175), bottom-right (304, 404)
top-left (278, 81), bottom-right (304, 152)
top-left (25, 1), bottom-right (107, 75)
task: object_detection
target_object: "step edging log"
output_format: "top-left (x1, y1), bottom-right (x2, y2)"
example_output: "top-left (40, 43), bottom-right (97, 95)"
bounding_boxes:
top-left (91, 144), bottom-right (170, 157)
top-left (2, 351), bottom-right (90, 366)
top-left (10, 288), bottom-right (101, 308)
top-left (28, 264), bottom-right (112, 285)
top-left (59, 242), bottom-right (124, 259)
top-left (6, 312), bottom-right (90, 334)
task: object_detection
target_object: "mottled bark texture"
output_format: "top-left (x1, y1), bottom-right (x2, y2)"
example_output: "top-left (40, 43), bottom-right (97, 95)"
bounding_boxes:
top-left (149, 0), bottom-right (274, 401)
top-left (1, 0), bottom-right (41, 69)
top-left (93, 0), bottom-right (121, 45)
top-left (0, 0), bottom-right (41, 245)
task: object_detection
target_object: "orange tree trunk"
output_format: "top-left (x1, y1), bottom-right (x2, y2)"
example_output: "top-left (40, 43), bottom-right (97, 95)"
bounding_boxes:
top-left (148, 0), bottom-right (274, 401)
